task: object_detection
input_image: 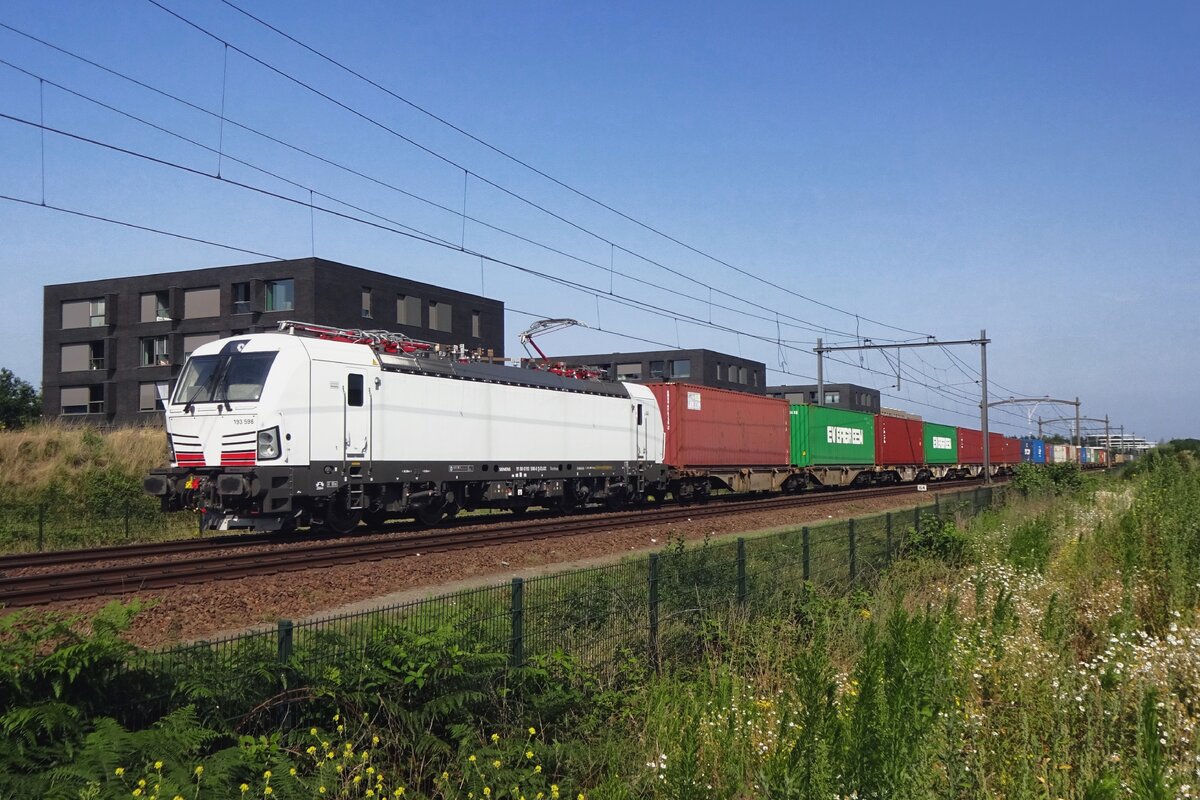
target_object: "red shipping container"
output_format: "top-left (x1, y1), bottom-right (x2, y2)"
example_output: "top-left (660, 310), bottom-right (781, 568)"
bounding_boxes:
top-left (875, 415), bottom-right (924, 465)
top-left (645, 383), bottom-right (790, 468)
top-left (989, 433), bottom-right (1021, 464)
top-left (957, 427), bottom-right (983, 464)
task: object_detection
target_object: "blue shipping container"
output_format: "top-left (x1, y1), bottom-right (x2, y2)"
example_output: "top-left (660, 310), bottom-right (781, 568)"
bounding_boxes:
top-left (1020, 437), bottom-right (1046, 464)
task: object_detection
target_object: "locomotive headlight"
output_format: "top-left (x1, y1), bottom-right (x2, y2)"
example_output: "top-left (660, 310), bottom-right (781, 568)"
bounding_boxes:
top-left (257, 426), bottom-right (281, 460)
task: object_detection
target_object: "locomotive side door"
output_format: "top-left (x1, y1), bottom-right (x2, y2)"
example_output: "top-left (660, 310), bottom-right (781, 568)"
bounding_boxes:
top-left (344, 372), bottom-right (370, 459)
top-left (634, 401), bottom-right (647, 461)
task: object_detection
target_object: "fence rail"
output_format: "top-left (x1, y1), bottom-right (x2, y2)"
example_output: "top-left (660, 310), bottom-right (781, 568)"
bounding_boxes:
top-left (116, 486), bottom-right (1003, 725)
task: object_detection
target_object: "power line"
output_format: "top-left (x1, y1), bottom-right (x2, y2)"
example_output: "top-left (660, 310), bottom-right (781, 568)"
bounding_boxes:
top-left (216, 0), bottom-right (934, 339)
top-left (0, 21), bottom-right (862, 343)
top-left (143, 0), bottom-right (930, 342)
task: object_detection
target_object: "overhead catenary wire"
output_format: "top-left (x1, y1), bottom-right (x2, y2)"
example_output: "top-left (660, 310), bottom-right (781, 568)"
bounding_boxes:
top-left (212, 0), bottom-right (934, 340)
top-left (0, 22), bottom-right (859, 343)
top-left (137, 1), bottom-right (932, 344)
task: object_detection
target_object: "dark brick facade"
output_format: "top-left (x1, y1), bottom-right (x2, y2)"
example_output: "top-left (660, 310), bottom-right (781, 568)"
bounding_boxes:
top-left (43, 258), bottom-right (505, 425)
top-left (550, 349), bottom-right (767, 394)
top-left (765, 383), bottom-right (880, 413)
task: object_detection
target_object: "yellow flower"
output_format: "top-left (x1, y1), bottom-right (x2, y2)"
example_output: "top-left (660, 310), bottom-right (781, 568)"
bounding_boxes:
top-left (263, 770), bottom-right (272, 779)
top-left (307, 746), bottom-right (317, 755)
top-left (154, 761), bottom-right (164, 770)
top-left (115, 768), bottom-right (125, 777)
top-left (174, 796), bottom-right (185, 800)
top-left (397, 789), bottom-right (405, 796)
top-left (240, 785), bottom-right (249, 794)
top-left (333, 713), bottom-right (340, 722)
top-left (193, 766), bottom-right (203, 777)
top-left (353, 775), bottom-right (362, 785)
top-left (319, 788), bottom-right (326, 795)
top-left (264, 788), bottom-right (273, 796)
top-left (132, 790), bottom-right (142, 798)
top-left (534, 765), bottom-right (542, 774)
top-left (491, 733), bottom-right (500, 743)
top-left (483, 789), bottom-right (491, 797)
top-left (337, 725), bottom-right (345, 733)
top-left (528, 727), bottom-right (536, 736)
top-left (442, 772), bottom-right (450, 780)
top-left (367, 767), bottom-right (375, 775)
top-left (469, 755), bottom-right (477, 763)
top-left (372, 735), bottom-right (380, 745)
top-left (526, 750), bottom-right (534, 759)
top-left (289, 768), bottom-right (296, 777)
top-left (326, 752), bottom-right (335, 760)
top-left (492, 760), bottom-right (501, 768)
top-left (138, 780), bottom-right (146, 788)
top-left (366, 792), bottom-right (374, 798)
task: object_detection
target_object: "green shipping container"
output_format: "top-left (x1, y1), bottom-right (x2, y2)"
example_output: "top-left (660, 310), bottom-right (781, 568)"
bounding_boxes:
top-left (923, 422), bottom-right (958, 464)
top-left (789, 405), bottom-right (876, 466)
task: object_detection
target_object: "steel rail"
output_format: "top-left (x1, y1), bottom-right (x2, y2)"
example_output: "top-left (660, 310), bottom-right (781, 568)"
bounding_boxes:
top-left (0, 480), bottom-right (995, 606)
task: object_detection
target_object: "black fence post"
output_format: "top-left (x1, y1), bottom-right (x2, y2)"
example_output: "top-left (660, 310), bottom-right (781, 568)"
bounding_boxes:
top-left (648, 554), bottom-right (660, 670)
top-left (848, 518), bottom-right (857, 588)
top-left (801, 526), bottom-right (811, 582)
top-left (510, 577), bottom-right (525, 668)
top-left (934, 492), bottom-right (941, 519)
top-left (37, 504), bottom-right (45, 552)
top-left (885, 512), bottom-right (893, 562)
top-left (276, 619), bottom-right (294, 727)
top-left (736, 537), bottom-right (747, 604)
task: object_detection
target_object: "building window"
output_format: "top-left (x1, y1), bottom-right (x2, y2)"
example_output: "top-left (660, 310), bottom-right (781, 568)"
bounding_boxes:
top-left (429, 300), bottom-right (452, 332)
top-left (139, 291), bottom-right (170, 322)
top-left (616, 363), bottom-right (642, 380)
top-left (362, 288), bottom-right (373, 318)
top-left (751, 370), bottom-right (758, 387)
top-left (232, 282), bottom-right (253, 314)
top-left (182, 287), bottom-right (219, 319)
top-left (739, 367), bottom-right (748, 385)
top-left (471, 310), bottom-right (481, 339)
top-left (139, 382), bottom-right (169, 412)
top-left (824, 391), bottom-right (840, 404)
top-left (715, 363), bottom-right (723, 381)
top-left (265, 279), bottom-right (294, 312)
top-left (649, 360), bottom-right (665, 380)
top-left (183, 333), bottom-right (220, 358)
top-left (397, 294), bottom-right (421, 326)
top-left (141, 336), bottom-right (170, 366)
top-left (62, 298), bottom-right (107, 328)
top-left (61, 342), bottom-right (105, 372)
top-left (61, 385), bottom-right (103, 415)
top-left (670, 359), bottom-right (691, 379)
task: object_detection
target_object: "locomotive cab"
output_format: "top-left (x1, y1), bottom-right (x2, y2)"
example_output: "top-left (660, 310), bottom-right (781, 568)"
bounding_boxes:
top-left (144, 335), bottom-right (302, 532)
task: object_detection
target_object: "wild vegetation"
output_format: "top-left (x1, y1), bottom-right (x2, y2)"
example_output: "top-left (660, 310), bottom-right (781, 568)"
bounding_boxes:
top-left (0, 422), bottom-right (194, 551)
top-left (2, 458), bottom-right (1198, 798)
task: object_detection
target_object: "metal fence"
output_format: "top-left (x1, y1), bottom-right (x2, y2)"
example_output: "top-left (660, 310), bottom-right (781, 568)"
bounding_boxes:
top-left (0, 502), bottom-right (200, 552)
top-left (125, 486), bottom-right (1003, 724)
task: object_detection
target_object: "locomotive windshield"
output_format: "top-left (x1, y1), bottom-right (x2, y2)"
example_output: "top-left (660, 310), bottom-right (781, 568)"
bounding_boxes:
top-left (172, 351), bottom-right (278, 406)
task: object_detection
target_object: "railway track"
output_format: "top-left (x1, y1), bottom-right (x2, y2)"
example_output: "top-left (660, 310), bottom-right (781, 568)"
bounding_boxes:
top-left (0, 481), bottom-right (997, 607)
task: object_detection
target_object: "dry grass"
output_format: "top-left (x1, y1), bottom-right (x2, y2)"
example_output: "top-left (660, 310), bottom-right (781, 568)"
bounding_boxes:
top-left (0, 421), bottom-right (167, 497)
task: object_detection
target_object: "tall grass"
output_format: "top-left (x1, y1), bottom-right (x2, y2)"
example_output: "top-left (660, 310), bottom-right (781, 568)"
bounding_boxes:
top-left (0, 421), bottom-right (193, 552)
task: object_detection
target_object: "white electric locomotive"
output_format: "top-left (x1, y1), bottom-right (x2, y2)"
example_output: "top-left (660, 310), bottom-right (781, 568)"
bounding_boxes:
top-left (144, 321), bottom-right (667, 533)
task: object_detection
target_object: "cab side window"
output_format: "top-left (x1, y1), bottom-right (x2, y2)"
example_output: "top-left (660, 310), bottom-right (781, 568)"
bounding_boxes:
top-left (348, 373), bottom-right (364, 407)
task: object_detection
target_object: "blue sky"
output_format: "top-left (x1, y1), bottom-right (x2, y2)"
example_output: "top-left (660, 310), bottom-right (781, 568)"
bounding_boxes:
top-left (1, 1), bottom-right (1196, 440)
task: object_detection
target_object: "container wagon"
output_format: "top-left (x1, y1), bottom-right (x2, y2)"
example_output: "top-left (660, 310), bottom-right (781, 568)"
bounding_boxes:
top-left (645, 382), bottom-right (791, 499)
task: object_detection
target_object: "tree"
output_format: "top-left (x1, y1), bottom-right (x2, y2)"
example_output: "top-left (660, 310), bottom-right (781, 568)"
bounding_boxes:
top-left (0, 369), bottom-right (41, 430)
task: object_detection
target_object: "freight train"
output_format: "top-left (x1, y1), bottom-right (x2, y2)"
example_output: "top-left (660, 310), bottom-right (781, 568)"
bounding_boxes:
top-left (143, 322), bottom-right (1103, 533)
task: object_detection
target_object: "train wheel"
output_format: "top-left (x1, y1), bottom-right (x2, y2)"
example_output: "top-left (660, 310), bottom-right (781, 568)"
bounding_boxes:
top-left (414, 503), bottom-right (444, 527)
top-left (321, 494), bottom-right (362, 535)
top-left (443, 501), bottom-right (461, 520)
